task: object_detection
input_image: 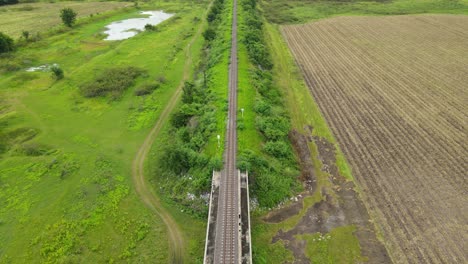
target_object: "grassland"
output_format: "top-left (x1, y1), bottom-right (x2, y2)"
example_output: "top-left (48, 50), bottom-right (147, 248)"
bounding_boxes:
top-left (262, 0), bottom-right (468, 24)
top-left (0, 1), bottom-right (131, 38)
top-left (0, 1), bottom-right (209, 262)
top-left (282, 14), bottom-right (468, 263)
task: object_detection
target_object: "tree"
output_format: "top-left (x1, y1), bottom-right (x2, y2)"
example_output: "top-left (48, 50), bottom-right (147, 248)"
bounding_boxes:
top-left (51, 65), bottom-right (64, 80)
top-left (60, 8), bottom-right (77, 27)
top-left (0, 32), bottom-right (14, 54)
top-left (202, 27), bottom-right (216, 41)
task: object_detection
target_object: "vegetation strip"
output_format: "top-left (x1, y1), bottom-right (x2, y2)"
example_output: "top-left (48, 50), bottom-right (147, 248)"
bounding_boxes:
top-left (131, 2), bottom-right (215, 263)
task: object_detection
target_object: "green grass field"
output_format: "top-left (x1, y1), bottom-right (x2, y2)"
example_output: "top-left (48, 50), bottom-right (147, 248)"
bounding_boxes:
top-left (0, 1), bottom-right (131, 38)
top-left (0, 1), bottom-right (208, 262)
top-left (262, 0), bottom-right (468, 24)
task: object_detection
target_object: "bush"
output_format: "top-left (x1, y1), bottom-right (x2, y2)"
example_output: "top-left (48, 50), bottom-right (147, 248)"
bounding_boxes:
top-left (0, 32), bottom-right (14, 54)
top-left (81, 67), bottom-right (144, 99)
top-left (1, 61), bottom-right (21, 72)
top-left (144, 24), bottom-right (156, 31)
top-left (60, 8), bottom-right (77, 27)
top-left (203, 27), bottom-right (216, 41)
top-left (19, 142), bottom-right (50, 156)
top-left (134, 82), bottom-right (159, 96)
top-left (22, 30), bottom-right (30, 40)
top-left (257, 116), bottom-right (290, 140)
top-left (264, 141), bottom-right (290, 158)
top-left (51, 65), bottom-right (64, 80)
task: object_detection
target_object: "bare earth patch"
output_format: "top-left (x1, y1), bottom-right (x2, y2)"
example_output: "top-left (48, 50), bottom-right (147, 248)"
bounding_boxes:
top-left (282, 14), bottom-right (468, 263)
top-left (266, 126), bottom-right (390, 263)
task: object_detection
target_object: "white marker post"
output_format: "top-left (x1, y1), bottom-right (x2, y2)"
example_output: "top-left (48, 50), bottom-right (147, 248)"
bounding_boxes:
top-left (217, 134), bottom-right (221, 148)
top-left (241, 108), bottom-right (244, 118)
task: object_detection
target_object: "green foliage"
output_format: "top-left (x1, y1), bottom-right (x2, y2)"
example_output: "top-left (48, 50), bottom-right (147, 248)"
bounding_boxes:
top-left (50, 65), bottom-right (64, 80)
top-left (0, 125), bottom-right (38, 155)
top-left (21, 30), bottom-right (30, 40)
top-left (19, 142), bottom-right (51, 156)
top-left (202, 27), bottom-right (216, 41)
top-left (144, 23), bottom-right (157, 31)
top-left (80, 67), bottom-right (144, 99)
top-left (238, 0), bottom-right (299, 207)
top-left (0, 32), bottom-right (15, 54)
top-left (0, 0), bottom-right (18, 6)
top-left (207, 0), bottom-right (225, 22)
top-left (240, 0), bottom-right (272, 69)
top-left (262, 0), bottom-right (468, 24)
top-left (264, 140), bottom-right (290, 158)
top-left (154, 0), bottom-right (229, 215)
top-left (134, 82), bottom-right (159, 96)
top-left (60, 8), bottom-right (77, 27)
top-left (0, 2), bottom-right (209, 262)
top-left (298, 226), bottom-right (364, 263)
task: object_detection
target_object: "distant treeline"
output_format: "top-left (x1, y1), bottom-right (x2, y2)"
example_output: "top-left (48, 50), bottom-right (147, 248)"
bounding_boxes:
top-left (0, 0), bottom-right (18, 6)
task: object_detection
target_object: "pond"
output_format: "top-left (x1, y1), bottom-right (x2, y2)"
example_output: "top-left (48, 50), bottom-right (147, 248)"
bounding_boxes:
top-left (103, 11), bottom-right (173, 41)
top-left (26, 63), bottom-right (59, 72)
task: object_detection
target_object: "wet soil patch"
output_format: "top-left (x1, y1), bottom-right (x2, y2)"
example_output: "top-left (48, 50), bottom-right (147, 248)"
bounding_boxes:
top-left (266, 128), bottom-right (390, 263)
top-left (289, 128), bottom-right (317, 191)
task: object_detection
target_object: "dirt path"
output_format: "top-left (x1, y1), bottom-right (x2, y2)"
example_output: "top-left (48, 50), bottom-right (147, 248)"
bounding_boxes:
top-left (131, 7), bottom-right (210, 263)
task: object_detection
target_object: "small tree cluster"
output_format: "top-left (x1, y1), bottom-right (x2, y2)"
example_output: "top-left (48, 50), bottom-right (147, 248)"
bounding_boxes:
top-left (0, 0), bottom-right (18, 6)
top-left (60, 8), bottom-right (77, 27)
top-left (0, 32), bottom-right (14, 54)
top-left (51, 65), bottom-right (64, 80)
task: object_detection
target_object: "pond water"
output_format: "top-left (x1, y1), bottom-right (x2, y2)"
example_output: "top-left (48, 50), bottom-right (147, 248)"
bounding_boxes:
top-left (26, 63), bottom-right (59, 72)
top-left (103, 11), bottom-right (173, 41)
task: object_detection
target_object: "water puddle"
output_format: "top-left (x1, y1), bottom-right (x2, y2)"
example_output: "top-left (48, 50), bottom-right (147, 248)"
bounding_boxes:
top-left (26, 63), bottom-right (59, 72)
top-left (103, 11), bottom-right (173, 41)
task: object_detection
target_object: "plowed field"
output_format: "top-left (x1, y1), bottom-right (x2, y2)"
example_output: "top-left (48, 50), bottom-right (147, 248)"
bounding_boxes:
top-left (282, 15), bottom-right (468, 263)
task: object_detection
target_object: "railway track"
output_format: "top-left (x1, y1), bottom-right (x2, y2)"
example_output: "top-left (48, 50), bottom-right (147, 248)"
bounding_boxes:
top-left (213, 0), bottom-right (240, 262)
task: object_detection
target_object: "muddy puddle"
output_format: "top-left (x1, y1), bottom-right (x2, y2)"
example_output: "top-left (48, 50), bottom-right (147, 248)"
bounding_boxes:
top-left (26, 63), bottom-right (59, 72)
top-left (103, 10), bottom-right (173, 41)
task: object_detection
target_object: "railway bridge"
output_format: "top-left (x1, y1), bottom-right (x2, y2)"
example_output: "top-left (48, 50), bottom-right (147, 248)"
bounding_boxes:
top-left (203, 0), bottom-right (252, 263)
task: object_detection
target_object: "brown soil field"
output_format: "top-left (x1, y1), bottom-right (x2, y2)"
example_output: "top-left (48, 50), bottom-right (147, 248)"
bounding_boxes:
top-left (282, 14), bottom-right (468, 263)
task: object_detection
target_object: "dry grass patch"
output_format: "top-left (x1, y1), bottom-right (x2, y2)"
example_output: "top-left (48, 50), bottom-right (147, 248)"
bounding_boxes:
top-left (0, 1), bottom-right (130, 38)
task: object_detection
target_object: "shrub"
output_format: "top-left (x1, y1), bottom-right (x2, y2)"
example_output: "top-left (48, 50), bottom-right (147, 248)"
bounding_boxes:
top-left (157, 75), bottom-right (167, 83)
top-left (264, 141), bottom-right (290, 158)
top-left (0, 32), bottom-right (14, 54)
top-left (80, 67), bottom-right (144, 99)
top-left (134, 82), bottom-right (159, 96)
top-left (51, 65), bottom-right (64, 80)
top-left (144, 24), bottom-right (156, 31)
top-left (203, 27), bottom-right (216, 41)
top-left (1, 61), bottom-right (21, 72)
top-left (22, 30), bottom-right (30, 40)
top-left (256, 116), bottom-right (290, 140)
top-left (60, 8), bottom-right (77, 27)
top-left (20, 142), bottom-right (50, 156)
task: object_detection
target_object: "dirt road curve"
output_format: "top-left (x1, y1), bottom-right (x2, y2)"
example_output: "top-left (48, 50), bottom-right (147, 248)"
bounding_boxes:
top-left (213, 0), bottom-right (240, 263)
top-left (131, 6), bottom-right (211, 263)
top-left (282, 15), bottom-right (468, 264)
